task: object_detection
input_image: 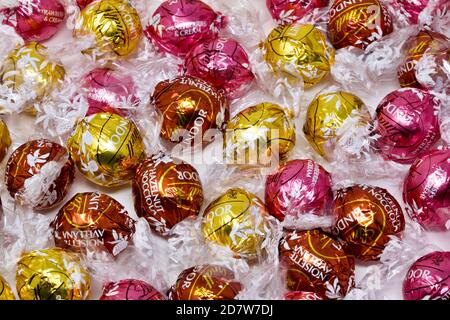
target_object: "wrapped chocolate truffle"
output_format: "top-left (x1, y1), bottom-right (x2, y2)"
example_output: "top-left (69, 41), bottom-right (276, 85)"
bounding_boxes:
top-left (151, 76), bottom-right (228, 147)
top-left (82, 67), bottom-right (139, 117)
top-left (51, 192), bottom-right (135, 256)
top-left (303, 91), bottom-right (371, 160)
top-left (0, 0), bottom-right (65, 42)
top-left (374, 88), bottom-right (440, 164)
top-left (16, 247), bottom-right (91, 300)
top-left (403, 148), bottom-right (450, 230)
top-left (265, 159), bottom-right (333, 222)
top-left (183, 37), bottom-right (254, 99)
top-left (225, 102), bottom-right (296, 166)
top-left (283, 291), bottom-right (325, 300)
top-left (328, 0), bottom-right (393, 49)
top-left (393, 0), bottom-right (430, 24)
top-left (0, 275), bottom-right (14, 300)
top-left (5, 139), bottom-right (75, 210)
top-left (100, 279), bottom-right (165, 300)
top-left (133, 152), bottom-right (203, 235)
top-left (168, 265), bottom-right (242, 300)
top-left (74, 0), bottom-right (142, 60)
top-left (67, 112), bottom-right (146, 187)
top-left (279, 229), bottom-right (355, 299)
top-left (266, 0), bottom-right (329, 24)
top-left (0, 118), bottom-right (11, 162)
top-left (202, 188), bottom-right (269, 259)
top-left (263, 24), bottom-right (335, 88)
top-left (403, 251), bottom-right (450, 300)
top-left (145, 0), bottom-right (223, 57)
top-left (332, 184), bottom-right (405, 261)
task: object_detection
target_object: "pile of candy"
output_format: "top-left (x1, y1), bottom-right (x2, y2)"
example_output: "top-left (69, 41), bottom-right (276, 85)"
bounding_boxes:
top-left (0, 0), bottom-right (448, 300)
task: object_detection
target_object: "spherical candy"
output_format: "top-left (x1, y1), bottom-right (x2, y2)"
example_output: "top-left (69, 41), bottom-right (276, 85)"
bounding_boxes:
top-left (0, 0), bottom-right (65, 42)
top-left (397, 30), bottom-right (448, 88)
top-left (74, 0), bottom-right (142, 60)
top-left (16, 248), bottom-right (90, 300)
top-left (0, 275), bottom-right (14, 300)
top-left (151, 76), bottom-right (228, 147)
top-left (283, 291), bottom-right (325, 300)
top-left (303, 91), bottom-right (370, 160)
top-left (133, 153), bottom-right (203, 235)
top-left (99, 279), bottom-right (165, 300)
top-left (374, 88), bottom-right (440, 164)
top-left (145, 0), bottom-right (223, 58)
top-left (183, 37), bottom-right (254, 99)
top-left (332, 184), bottom-right (405, 261)
top-left (266, 0), bottom-right (330, 24)
top-left (225, 103), bottom-right (296, 164)
top-left (328, 0), bottom-right (393, 49)
top-left (279, 229), bottom-right (355, 299)
top-left (82, 67), bottom-right (139, 117)
top-left (67, 112), bottom-right (146, 187)
top-left (263, 23), bottom-right (334, 88)
top-left (0, 119), bottom-right (11, 162)
top-left (403, 251), bottom-right (450, 300)
top-left (265, 159), bottom-right (333, 221)
top-left (394, 0), bottom-right (429, 24)
top-left (168, 265), bottom-right (242, 300)
top-left (5, 139), bottom-right (74, 210)
top-left (0, 42), bottom-right (65, 108)
top-left (403, 148), bottom-right (450, 230)
top-left (202, 188), bottom-right (269, 259)
top-left (50, 192), bottom-right (135, 256)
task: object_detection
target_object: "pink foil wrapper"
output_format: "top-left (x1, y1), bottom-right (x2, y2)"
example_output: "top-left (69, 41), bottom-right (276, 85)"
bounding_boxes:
top-left (265, 159), bottom-right (333, 221)
top-left (283, 291), bottom-right (325, 300)
top-left (82, 67), bottom-right (139, 117)
top-left (374, 88), bottom-right (441, 164)
top-left (403, 148), bottom-right (450, 230)
top-left (1, 0), bottom-right (65, 42)
top-left (183, 37), bottom-right (255, 100)
top-left (76, 0), bottom-right (94, 10)
top-left (266, 0), bottom-right (329, 24)
top-left (403, 251), bottom-right (450, 300)
top-left (145, 0), bottom-right (223, 58)
top-left (394, 0), bottom-right (429, 24)
top-left (99, 279), bottom-right (166, 300)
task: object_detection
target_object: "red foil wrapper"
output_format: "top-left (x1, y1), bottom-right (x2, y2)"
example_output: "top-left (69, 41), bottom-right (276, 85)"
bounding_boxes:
top-left (403, 251), bottom-right (450, 300)
top-left (183, 38), bottom-right (255, 99)
top-left (332, 184), bottom-right (405, 261)
top-left (151, 76), bottom-right (228, 147)
top-left (403, 148), bottom-right (450, 230)
top-left (328, 0), bottom-right (393, 49)
top-left (265, 159), bottom-right (333, 221)
top-left (279, 229), bottom-right (355, 299)
top-left (1, 0), bottom-right (65, 42)
top-left (51, 192), bottom-right (135, 257)
top-left (76, 0), bottom-right (94, 10)
top-left (267, 0), bottom-right (330, 24)
top-left (168, 265), bottom-right (242, 300)
top-left (99, 279), bottom-right (165, 300)
top-left (283, 291), bottom-right (325, 300)
top-left (397, 30), bottom-right (448, 88)
top-left (5, 139), bottom-right (74, 210)
top-left (132, 152), bottom-right (204, 235)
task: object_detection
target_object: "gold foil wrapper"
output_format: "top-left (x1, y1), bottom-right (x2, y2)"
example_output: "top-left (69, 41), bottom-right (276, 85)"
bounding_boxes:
top-left (263, 24), bottom-right (335, 87)
top-left (74, 0), bottom-right (143, 60)
top-left (0, 42), bottom-right (65, 112)
top-left (202, 188), bottom-right (269, 258)
top-left (68, 112), bottom-right (146, 187)
top-left (303, 91), bottom-right (370, 160)
top-left (0, 275), bottom-right (15, 300)
top-left (16, 248), bottom-right (90, 300)
top-left (0, 119), bottom-right (11, 162)
top-left (225, 102), bottom-right (295, 165)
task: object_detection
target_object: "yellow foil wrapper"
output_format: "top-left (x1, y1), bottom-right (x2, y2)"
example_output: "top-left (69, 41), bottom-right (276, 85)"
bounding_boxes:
top-left (0, 42), bottom-right (65, 113)
top-left (68, 112), bottom-right (146, 187)
top-left (202, 188), bottom-right (269, 259)
top-left (74, 0), bottom-right (143, 60)
top-left (303, 91), bottom-right (370, 160)
top-left (225, 102), bottom-right (295, 165)
top-left (263, 24), bottom-right (335, 87)
top-left (0, 119), bottom-right (11, 162)
top-left (0, 275), bottom-right (15, 300)
top-left (16, 248), bottom-right (90, 300)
